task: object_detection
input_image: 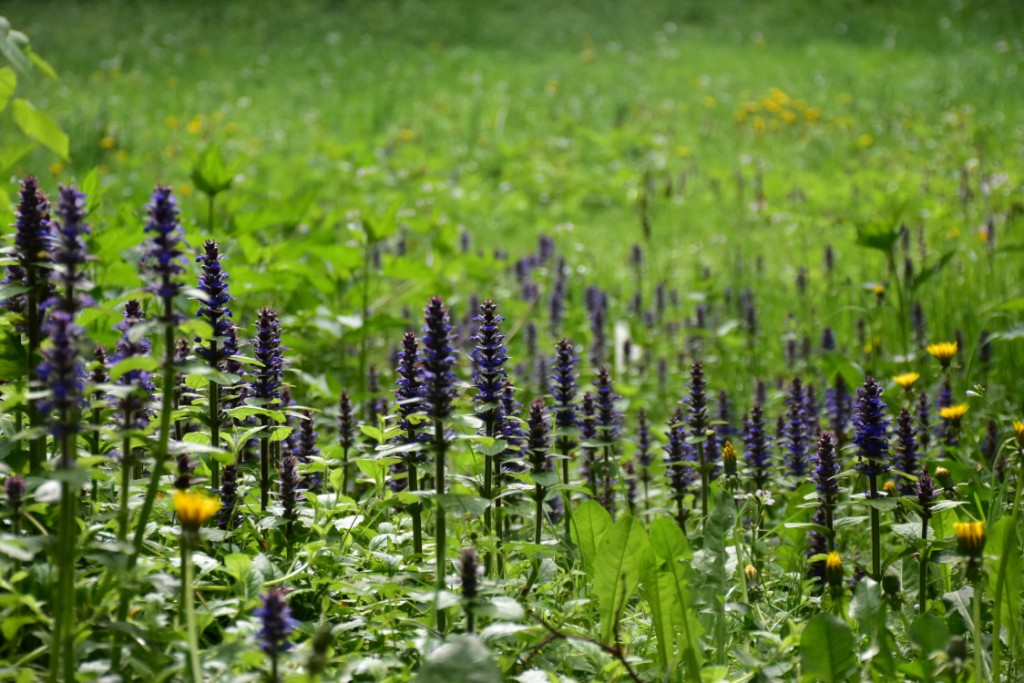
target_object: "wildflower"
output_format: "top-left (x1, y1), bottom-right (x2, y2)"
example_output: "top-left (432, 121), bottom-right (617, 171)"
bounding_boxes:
top-left (594, 366), bottom-right (621, 441)
top-left (893, 372), bottom-right (920, 390)
top-left (926, 341), bottom-right (957, 368)
top-left (853, 377), bottom-right (890, 480)
top-left (934, 467), bottom-right (955, 494)
top-left (813, 431), bottom-right (840, 501)
top-left (111, 300), bottom-right (156, 430)
top-left (939, 404), bottom-right (968, 422)
top-left (471, 300), bottom-right (508, 431)
top-left (459, 547), bottom-right (480, 602)
top-left (280, 454), bottom-right (299, 528)
top-left (744, 564), bottom-right (757, 581)
top-left (194, 240), bottom-right (236, 367)
top-left (37, 311), bottom-right (85, 438)
top-left (140, 186), bottom-right (186, 313)
top-left (784, 377), bottom-right (809, 477)
top-left (883, 481), bottom-right (898, 497)
top-left (173, 489), bottom-right (220, 532)
top-left (722, 441), bottom-right (737, 477)
top-left (825, 551), bottom-right (844, 589)
top-left (743, 403), bottom-right (772, 490)
top-left (955, 521), bottom-right (986, 581)
top-left (48, 186), bottom-right (93, 314)
top-left (420, 296), bottom-right (456, 420)
top-left (5, 475), bottom-right (25, 522)
top-left (550, 338), bottom-right (579, 441)
top-left (337, 390), bottom-right (355, 451)
top-left (255, 588), bottom-right (298, 656)
top-left (893, 409), bottom-right (919, 495)
top-left (664, 406), bottom-right (694, 526)
top-left (872, 284), bottom-right (886, 300)
top-left (1014, 420), bottom-right (1024, 449)
top-left (217, 465), bottom-right (240, 529)
top-left (251, 308), bottom-right (286, 402)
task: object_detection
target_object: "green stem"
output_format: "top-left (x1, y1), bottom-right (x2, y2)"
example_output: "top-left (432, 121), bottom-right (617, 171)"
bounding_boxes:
top-left (919, 511), bottom-right (931, 614)
top-left (869, 474), bottom-right (881, 580)
top-left (991, 462), bottom-right (1023, 681)
top-left (408, 451), bottom-right (422, 555)
top-left (118, 435), bottom-right (131, 543)
top-left (51, 429), bottom-right (78, 683)
top-left (181, 533), bottom-right (202, 683)
top-left (26, 286), bottom-right (44, 474)
top-left (697, 441), bottom-right (709, 523)
top-left (341, 445), bottom-right (349, 500)
top-left (208, 376), bottom-right (220, 489)
top-left (534, 484), bottom-right (544, 545)
top-left (973, 578), bottom-right (984, 683)
top-left (261, 416), bottom-right (271, 512)
top-left (559, 436), bottom-right (573, 541)
top-left (434, 417), bottom-right (447, 633)
top-left (112, 300), bottom-right (177, 670)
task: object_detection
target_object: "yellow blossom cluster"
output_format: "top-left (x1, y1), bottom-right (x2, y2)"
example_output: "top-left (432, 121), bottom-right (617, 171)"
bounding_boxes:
top-left (734, 88), bottom-right (821, 133)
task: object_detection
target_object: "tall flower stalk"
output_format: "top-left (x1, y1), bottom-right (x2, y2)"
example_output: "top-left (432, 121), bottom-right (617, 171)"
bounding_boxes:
top-left (471, 300), bottom-right (507, 547)
top-left (194, 240), bottom-right (235, 489)
top-left (853, 376), bottom-right (889, 580)
top-left (394, 333), bottom-right (424, 553)
top-left (337, 390), bottom-right (355, 502)
top-left (255, 589), bottom-right (297, 683)
top-left (42, 185), bottom-right (92, 683)
top-left (686, 361), bottom-right (711, 520)
top-left (527, 399), bottom-right (550, 545)
top-left (813, 431), bottom-right (840, 550)
top-left (915, 468), bottom-right (935, 614)
top-left (421, 296), bottom-right (456, 632)
top-left (253, 307), bottom-right (286, 511)
top-left (114, 186), bottom-right (186, 670)
top-left (550, 339), bottom-right (578, 534)
top-left (173, 490), bottom-right (219, 683)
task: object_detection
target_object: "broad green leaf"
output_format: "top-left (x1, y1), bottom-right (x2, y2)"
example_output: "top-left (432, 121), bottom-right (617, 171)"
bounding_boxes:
top-left (641, 562), bottom-right (676, 671)
top-left (987, 516), bottom-right (1021, 656)
top-left (849, 577), bottom-right (881, 638)
top-left (800, 613), bottom-right (857, 682)
top-left (415, 635), bottom-right (501, 683)
top-left (649, 518), bottom-right (703, 681)
top-left (191, 143), bottom-right (235, 196)
top-left (909, 613), bottom-right (950, 655)
top-left (855, 222), bottom-right (900, 253)
top-left (0, 66), bottom-right (15, 112)
top-left (11, 98), bottom-right (69, 159)
top-left (569, 500), bottom-right (612, 577)
top-left (593, 514), bottom-right (650, 644)
top-left (108, 355), bottom-right (159, 382)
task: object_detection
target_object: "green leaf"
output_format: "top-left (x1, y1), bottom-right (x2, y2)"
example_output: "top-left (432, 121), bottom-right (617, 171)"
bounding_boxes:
top-left (0, 66), bottom-right (15, 113)
top-left (909, 613), bottom-right (950, 655)
top-left (569, 500), bottom-right (612, 577)
top-left (11, 98), bottom-right (69, 160)
top-left (849, 577), bottom-right (881, 639)
top-left (987, 516), bottom-right (1021, 656)
top-left (911, 251), bottom-right (956, 291)
top-left (855, 222), bottom-right (900, 253)
top-left (415, 635), bottom-right (501, 683)
top-left (108, 355), bottom-right (159, 382)
top-left (438, 494), bottom-right (489, 516)
top-left (649, 519), bottom-right (703, 682)
top-left (191, 143), bottom-right (235, 197)
top-left (593, 514), bottom-right (650, 644)
top-left (642, 562), bottom-right (676, 671)
top-left (800, 613), bottom-right (857, 682)
top-left (25, 47), bottom-right (57, 79)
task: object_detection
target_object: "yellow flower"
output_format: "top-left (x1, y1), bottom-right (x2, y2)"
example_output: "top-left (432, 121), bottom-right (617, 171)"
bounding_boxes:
top-left (825, 551), bottom-right (843, 588)
top-left (676, 145), bottom-right (691, 158)
top-left (926, 341), bottom-right (958, 367)
top-left (49, 163), bottom-right (63, 175)
top-left (940, 404), bottom-right (968, 422)
top-left (187, 116), bottom-right (203, 135)
top-left (1014, 420), bottom-right (1024, 448)
top-left (883, 481), bottom-right (898, 497)
top-left (893, 372), bottom-right (920, 389)
top-left (722, 440), bottom-right (737, 477)
top-left (100, 135), bottom-right (117, 150)
top-left (174, 490), bottom-right (220, 531)
top-left (872, 284), bottom-right (886, 297)
top-left (165, 115), bottom-right (181, 131)
top-left (702, 95), bottom-right (717, 109)
top-left (744, 563), bottom-right (757, 580)
top-left (804, 107), bottom-right (821, 123)
top-left (857, 133), bottom-right (874, 147)
top-left (954, 521), bottom-right (985, 558)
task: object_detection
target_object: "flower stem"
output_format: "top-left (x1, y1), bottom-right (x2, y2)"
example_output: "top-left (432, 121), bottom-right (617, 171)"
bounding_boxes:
top-left (208, 381), bottom-right (220, 489)
top-left (869, 474), bottom-right (881, 580)
top-left (260, 416), bottom-right (271, 512)
top-left (919, 511), bottom-right (930, 614)
top-left (407, 433), bottom-right (422, 555)
top-left (434, 417), bottom-right (447, 633)
top-left (697, 440), bottom-right (709, 522)
top-left (973, 578), bottom-right (985, 683)
top-left (118, 436), bottom-right (132, 543)
top-left (111, 300), bottom-right (177, 670)
top-left (51, 430), bottom-right (78, 683)
top-left (180, 533), bottom-right (202, 683)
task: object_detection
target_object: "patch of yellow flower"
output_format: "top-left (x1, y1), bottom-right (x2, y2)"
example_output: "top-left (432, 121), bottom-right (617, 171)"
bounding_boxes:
top-left (733, 88), bottom-right (821, 133)
top-left (954, 521), bottom-right (985, 557)
top-left (927, 341), bottom-right (958, 366)
top-left (939, 404), bottom-right (969, 422)
top-left (174, 490), bottom-right (220, 531)
top-left (893, 372), bottom-right (920, 389)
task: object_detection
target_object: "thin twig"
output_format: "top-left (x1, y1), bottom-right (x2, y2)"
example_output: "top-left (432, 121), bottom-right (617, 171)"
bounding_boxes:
top-left (513, 611), bottom-right (643, 683)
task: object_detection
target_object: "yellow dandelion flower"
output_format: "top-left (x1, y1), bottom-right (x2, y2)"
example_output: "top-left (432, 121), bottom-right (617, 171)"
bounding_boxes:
top-left (49, 162), bottom-right (63, 175)
top-left (165, 115), bottom-right (181, 131)
top-left (893, 372), bottom-right (920, 389)
top-left (954, 521), bottom-right (985, 558)
top-left (804, 107), bottom-right (821, 123)
top-left (753, 116), bottom-right (766, 134)
top-left (872, 284), bottom-right (886, 297)
top-left (744, 564), bottom-right (757, 580)
top-left (179, 183), bottom-right (194, 198)
top-left (883, 481), bottom-right (898, 497)
top-left (397, 128), bottom-right (416, 142)
top-left (780, 109), bottom-right (796, 124)
top-left (857, 133), bottom-right (874, 147)
top-left (763, 98), bottom-right (781, 113)
top-left (676, 145), bottom-right (691, 158)
top-left (100, 135), bottom-right (117, 150)
top-left (1014, 420), bottom-right (1024, 447)
top-left (927, 341), bottom-right (958, 366)
top-left (825, 551), bottom-right (843, 588)
top-left (173, 490), bottom-right (220, 532)
top-left (187, 116), bottom-right (203, 135)
top-left (940, 404), bottom-right (969, 422)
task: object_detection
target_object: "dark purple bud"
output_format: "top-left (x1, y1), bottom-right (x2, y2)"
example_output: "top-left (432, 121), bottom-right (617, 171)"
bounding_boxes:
top-left (527, 399), bottom-right (550, 475)
top-left (420, 296), bottom-right (456, 420)
top-left (853, 377), bottom-right (890, 481)
top-left (5, 475), bottom-right (25, 519)
top-left (141, 185), bottom-right (186, 309)
top-left (814, 431), bottom-right (840, 500)
top-left (217, 464), bottom-right (240, 529)
top-left (280, 453), bottom-right (299, 525)
top-left (338, 389), bottom-right (355, 450)
top-left (743, 403), bottom-right (771, 490)
top-left (37, 310), bottom-right (85, 436)
top-left (194, 240), bottom-right (236, 367)
top-left (893, 409), bottom-right (918, 495)
top-left (255, 588), bottom-right (298, 656)
top-left (252, 307), bottom-right (286, 402)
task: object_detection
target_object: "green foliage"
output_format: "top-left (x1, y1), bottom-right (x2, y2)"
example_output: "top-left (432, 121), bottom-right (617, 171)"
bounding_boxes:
top-left (800, 614), bottom-right (857, 682)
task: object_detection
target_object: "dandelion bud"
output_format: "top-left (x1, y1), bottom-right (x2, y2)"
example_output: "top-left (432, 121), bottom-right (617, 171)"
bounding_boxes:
top-left (934, 466), bottom-right (954, 493)
top-left (722, 441), bottom-right (737, 477)
top-left (744, 563), bottom-right (758, 581)
top-left (825, 551), bottom-right (844, 589)
top-left (883, 480), bottom-right (898, 497)
top-left (955, 521), bottom-right (985, 559)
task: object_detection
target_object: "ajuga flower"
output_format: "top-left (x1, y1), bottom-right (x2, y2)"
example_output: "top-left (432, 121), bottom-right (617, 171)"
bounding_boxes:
top-left (420, 296), bottom-right (456, 420)
top-left (280, 453), bottom-right (300, 528)
top-left (173, 489), bottom-right (220, 532)
top-left (527, 399), bottom-right (550, 476)
top-left (37, 310), bottom-right (85, 438)
top-left (853, 377), bottom-right (890, 480)
top-left (636, 408), bottom-right (653, 500)
top-left (593, 366), bottom-right (620, 441)
top-left (743, 403), bottom-right (772, 490)
top-left (550, 338), bottom-right (578, 441)
top-left (499, 382), bottom-right (526, 473)
top-left (194, 240), bottom-right (236, 367)
top-left (911, 302), bottom-right (927, 349)
top-left (471, 300), bottom-right (507, 432)
top-left (5, 475), bottom-right (25, 523)
top-left (111, 300), bottom-right (156, 430)
top-left (252, 307), bottom-right (286, 402)
top-left (579, 392), bottom-right (598, 494)
top-left (686, 360), bottom-right (709, 439)
top-left (893, 409), bottom-right (919, 494)
top-left (916, 389), bottom-right (932, 452)
top-left (6, 176), bottom-right (53, 330)
top-left (664, 406), bottom-right (694, 524)
top-left (255, 588), bottom-right (298, 656)
top-left (174, 453), bottom-right (194, 491)
top-left (217, 464), bottom-right (240, 529)
top-left (140, 186), bottom-right (186, 313)
top-left (295, 409), bottom-right (320, 489)
top-left (337, 389), bottom-right (355, 451)
top-left (48, 186), bottom-right (92, 314)
top-left (784, 377), bottom-right (809, 477)
top-left (586, 286), bottom-right (607, 368)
